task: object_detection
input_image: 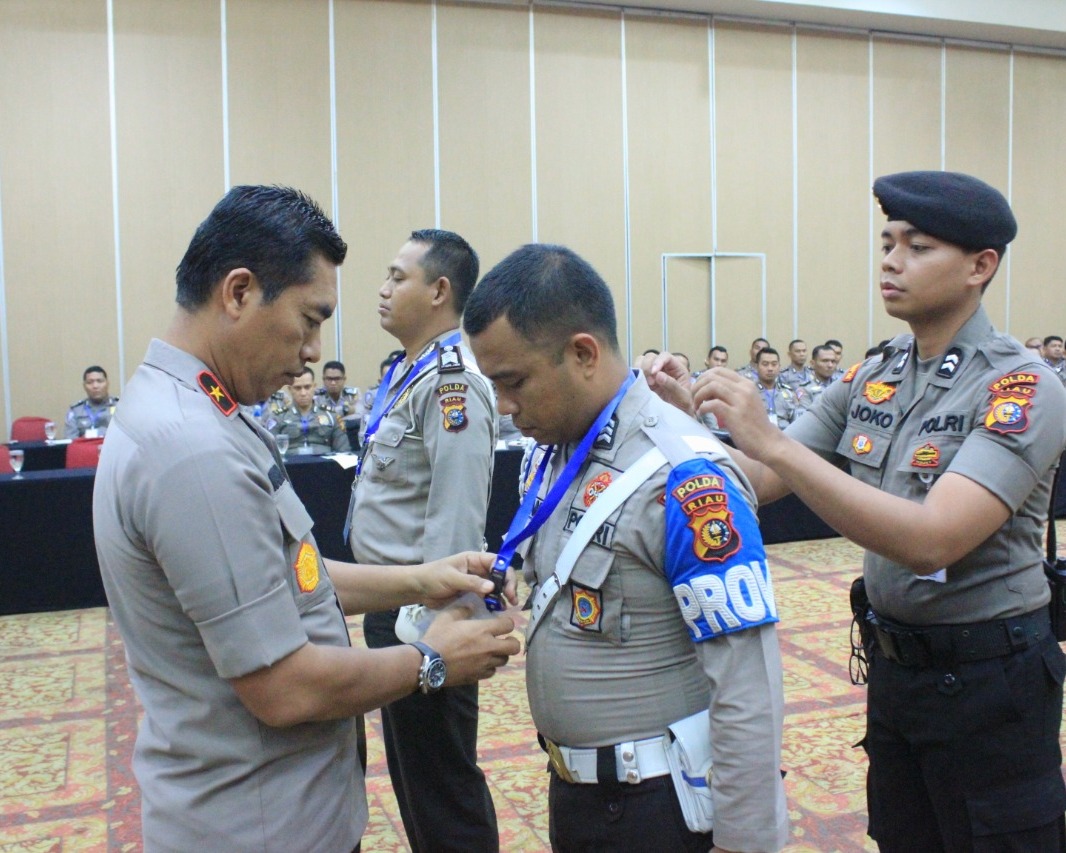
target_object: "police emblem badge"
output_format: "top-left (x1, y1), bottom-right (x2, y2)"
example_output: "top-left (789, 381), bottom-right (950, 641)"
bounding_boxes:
top-left (583, 471), bottom-right (612, 507)
top-left (294, 542), bottom-right (320, 593)
top-left (851, 434), bottom-right (873, 455)
top-left (984, 372), bottom-right (1038, 435)
top-left (570, 585), bottom-right (602, 631)
top-left (862, 381), bottom-right (897, 405)
top-left (671, 474), bottom-right (741, 562)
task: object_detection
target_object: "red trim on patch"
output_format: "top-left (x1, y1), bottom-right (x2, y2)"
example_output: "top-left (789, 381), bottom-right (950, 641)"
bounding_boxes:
top-left (841, 363), bottom-right (861, 383)
top-left (197, 370), bottom-right (238, 416)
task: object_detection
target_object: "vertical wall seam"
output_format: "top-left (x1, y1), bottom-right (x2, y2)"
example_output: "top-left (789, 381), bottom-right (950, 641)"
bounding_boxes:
top-left (432, 2), bottom-right (441, 228)
top-left (940, 40), bottom-right (947, 168)
top-left (620, 12), bottom-right (632, 362)
top-left (0, 162), bottom-right (10, 436)
top-left (220, 0), bottom-right (230, 190)
top-left (867, 35), bottom-right (875, 347)
top-left (107, 0), bottom-right (125, 389)
top-left (708, 18), bottom-right (717, 346)
top-left (791, 26), bottom-right (799, 338)
top-left (328, 0), bottom-right (342, 360)
top-left (1005, 48), bottom-right (1015, 332)
top-left (529, 4), bottom-right (538, 242)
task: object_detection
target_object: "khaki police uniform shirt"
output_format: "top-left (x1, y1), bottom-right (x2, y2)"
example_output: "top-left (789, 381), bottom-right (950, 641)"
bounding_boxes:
top-left (65, 396), bottom-right (119, 437)
top-left (523, 374), bottom-right (788, 852)
top-left (778, 364), bottom-right (813, 391)
top-left (267, 404), bottom-right (350, 455)
top-left (787, 306), bottom-right (1066, 625)
top-left (755, 380), bottom-right (806, 429)
top-left (348, 330), bottom-right (497, 565)
top-left (93, 339), bottom-right (364, 852)
top-left (315, 387), bottom-right (361, 420)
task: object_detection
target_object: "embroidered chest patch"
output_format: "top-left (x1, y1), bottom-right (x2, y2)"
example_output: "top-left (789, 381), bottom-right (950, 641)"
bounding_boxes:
top-left (583, 471), bottom-right (612, 507)
top-left (570, 585), bottom-right (602, 631)
top-left (294, 542), bottom-right (320, 593)
top-left (862, 381), bottom-right (897, 405)
top-left (911, 443), bottom-right (940, 468)
top-left (851, 434), bottom-right (873, 455)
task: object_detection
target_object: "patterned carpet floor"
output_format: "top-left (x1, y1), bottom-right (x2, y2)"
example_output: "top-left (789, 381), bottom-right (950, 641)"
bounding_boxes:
top-left (3, 528), bottom-right (1065, 852)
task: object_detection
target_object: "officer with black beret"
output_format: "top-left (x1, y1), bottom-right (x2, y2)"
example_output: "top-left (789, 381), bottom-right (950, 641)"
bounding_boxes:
top-left (652, 170), bottom-right (1066, 851)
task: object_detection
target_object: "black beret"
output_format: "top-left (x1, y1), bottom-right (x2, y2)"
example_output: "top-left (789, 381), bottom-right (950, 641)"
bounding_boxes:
top-left (873, 170), bottom-right (1017, 251)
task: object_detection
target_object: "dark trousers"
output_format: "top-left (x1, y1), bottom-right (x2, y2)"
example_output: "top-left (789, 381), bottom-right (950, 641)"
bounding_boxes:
top-left (547, 768), bottom-right (714, 852)
top-left (865, 634), bottom-right (1066, 852)
top-left (363, 610), bottom-right (498, 853)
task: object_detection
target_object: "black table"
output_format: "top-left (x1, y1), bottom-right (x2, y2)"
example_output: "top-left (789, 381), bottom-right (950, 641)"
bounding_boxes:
top-left (3, 440), bottom-right (69, 472)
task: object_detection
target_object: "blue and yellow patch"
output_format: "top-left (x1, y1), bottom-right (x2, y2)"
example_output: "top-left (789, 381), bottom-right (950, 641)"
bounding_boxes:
top-left (984, 372), bottom-right (1038, 435)
top-left (570, 585), bottom-right (602, 631)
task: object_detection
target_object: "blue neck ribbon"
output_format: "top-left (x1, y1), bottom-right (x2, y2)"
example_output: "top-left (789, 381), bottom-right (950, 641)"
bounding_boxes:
top-left (485, 370), bottom-right (636, 610)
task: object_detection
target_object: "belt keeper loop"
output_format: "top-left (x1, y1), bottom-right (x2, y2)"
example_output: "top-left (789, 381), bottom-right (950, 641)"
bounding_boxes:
top-left (1006, 616), bottom-right (1030, 652)
top-left (596, 746), bottom-right (620, 790)
top-left (617, 740), bottom-right (641, 784)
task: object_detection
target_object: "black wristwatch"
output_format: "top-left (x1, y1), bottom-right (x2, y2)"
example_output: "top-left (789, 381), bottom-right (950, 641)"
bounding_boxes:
top-left (411, 641), bottom-right (447, 695)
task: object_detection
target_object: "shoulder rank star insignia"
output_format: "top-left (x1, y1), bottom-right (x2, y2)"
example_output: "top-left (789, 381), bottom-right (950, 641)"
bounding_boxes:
top-left (196, 370), bottom-right (238, 416)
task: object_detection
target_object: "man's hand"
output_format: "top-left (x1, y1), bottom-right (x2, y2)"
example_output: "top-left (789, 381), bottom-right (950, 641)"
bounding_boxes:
top-left (414, 551), bottom-right (518, 610)
top-left (422, 606), bottom-right (521, 684)
top-left (692, 368), bottom-right (785, 462)
top-left (638, 351), bottom-right (696, 415)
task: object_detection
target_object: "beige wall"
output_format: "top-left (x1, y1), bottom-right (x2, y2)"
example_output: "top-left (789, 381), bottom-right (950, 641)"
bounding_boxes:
top-left (2, 0), bottom-right (1065, 436)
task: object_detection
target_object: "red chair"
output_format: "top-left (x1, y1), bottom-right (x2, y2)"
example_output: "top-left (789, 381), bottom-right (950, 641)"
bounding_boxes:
top-left (0, 448), bottom-right (12, 474)
top-left (66, 437), bottom-right (105, 469)
top-left (11, 416), bottom-right (51, 442)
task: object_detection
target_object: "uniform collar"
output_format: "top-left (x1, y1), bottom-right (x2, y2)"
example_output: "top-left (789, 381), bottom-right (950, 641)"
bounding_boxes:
top-left (143, 338), bottom-right (241, 419)
top-left (561, 371), bottom-right (650, 465)
top-left (879, 305), bottom-right (993, 389)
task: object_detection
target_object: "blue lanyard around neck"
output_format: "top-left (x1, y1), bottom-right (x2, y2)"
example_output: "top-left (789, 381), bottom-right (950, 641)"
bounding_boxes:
top-left (485, 370), bottom-right (636, 609)
top-left (358, 332), bottom-right (461, 474)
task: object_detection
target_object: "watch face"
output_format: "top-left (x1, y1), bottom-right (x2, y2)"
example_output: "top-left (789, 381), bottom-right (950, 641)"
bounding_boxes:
top-left (426, 658), bottom-right (447, 690)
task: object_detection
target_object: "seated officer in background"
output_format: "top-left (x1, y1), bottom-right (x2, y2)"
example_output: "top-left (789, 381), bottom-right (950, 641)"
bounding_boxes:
top-left (777, 339), bottom-right (812, 391)
top-left (65, 365), bottom-right (119, 437)
top-left (1043, 335), bottom-right (1066, 386)
top-left (795, 344), bottom-right (838, 411)
top-left (736, 337), bottom-right (769, 382)
top-left (315, 360), bottom-right (361, 420)
top-left (465, 243), bottom-right (789, 853)
top-left (649, 171), bottom-right (1066, 851)
top-left (752, 347), bottom-right (806, 428)
top-left (267, 366), bottom-right (349, 455)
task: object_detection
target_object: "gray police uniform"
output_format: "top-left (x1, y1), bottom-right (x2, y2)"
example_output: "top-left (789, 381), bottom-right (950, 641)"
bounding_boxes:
top-left (523, 374), bottom-right (788, 853)
top-left (65, 396), bottom-right (119, 438)
top-left (315, 386), bottom-right (361, 419)
top-left (778, 364), bottom-right (812, 391)
top-left (786, 306), bottom-right (1066, 843)
top-left (93, 339), bottom-right (363, 853)
top-left (267, 404), bottom-right (350, 455)
top-left (735, 362), bottom-right (758, 383)
top-left (755, 380), bottom-right (805, 429)
top-left (1045, 357), bottom-right (1066, 388)
top-left (346, 329), bottom-right (499, 852)
top-left (795, 375), bottom-right (835, 412)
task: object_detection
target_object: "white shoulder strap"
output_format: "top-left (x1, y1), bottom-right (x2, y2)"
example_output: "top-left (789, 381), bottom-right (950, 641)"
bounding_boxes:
top-left (525, 445), bottom-right (667, 641)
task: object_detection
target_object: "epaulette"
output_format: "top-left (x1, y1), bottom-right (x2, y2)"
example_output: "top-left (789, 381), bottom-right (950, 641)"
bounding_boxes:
top-left (70, 398), bottom-right (89, 408)
top-left (437, 343), bottom-right (466, 374)
top-left (344, 386), bottom-right (358, 396)
top-left (196, 370), bottom-right (238, 416)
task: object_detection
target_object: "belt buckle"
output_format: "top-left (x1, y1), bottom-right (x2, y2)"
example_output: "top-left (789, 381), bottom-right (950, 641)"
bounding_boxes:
top-left (544, 739), bottom-right (576, 784)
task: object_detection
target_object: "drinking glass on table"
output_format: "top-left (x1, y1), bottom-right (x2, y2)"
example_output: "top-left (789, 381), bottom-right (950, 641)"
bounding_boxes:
top-left (275, 433), bottom-right (290, 456)
top-left (9, 448), bottom-right (24, 479)
top-left (43, 421), bottom-right (56, 441)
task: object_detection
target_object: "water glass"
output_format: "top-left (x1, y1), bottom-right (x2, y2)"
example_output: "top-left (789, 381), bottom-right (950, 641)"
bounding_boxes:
top-left (275, 434), bottom-right (290, 455)
top-left (43, 421), bottom-right (56, 441)
top-left (9, 448), bottom-right (24, 479)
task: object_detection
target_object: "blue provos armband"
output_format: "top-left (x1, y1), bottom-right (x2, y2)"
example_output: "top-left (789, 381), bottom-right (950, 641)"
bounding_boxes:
top-left (664, 457), bottom-right (779, 641)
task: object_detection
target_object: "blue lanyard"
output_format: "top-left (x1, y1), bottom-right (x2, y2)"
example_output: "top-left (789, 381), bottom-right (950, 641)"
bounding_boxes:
top-left (300, 416), bottom-right (310, 436)
top-left (485, 370), bottom-right (636, 610)
top-left (358, 332), bottom-right (461, 474)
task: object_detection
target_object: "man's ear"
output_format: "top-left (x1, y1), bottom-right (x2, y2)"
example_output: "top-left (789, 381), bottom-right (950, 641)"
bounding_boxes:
top-left (968, 249), bottom-right (1000, 290)
top-left (430, 276), bottom-right (452, 310)
top-left (569, 332), bottom-right (601, 376)
top-left (220, 268), bottom-right (258, 320)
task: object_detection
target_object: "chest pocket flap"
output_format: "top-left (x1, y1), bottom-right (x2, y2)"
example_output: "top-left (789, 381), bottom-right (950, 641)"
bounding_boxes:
top-left (836, 424), bottom-right (892, 469)
top-left (372, 419), bottom-right (406, 449)
top-left (274, 480), bottom-right (313, 542)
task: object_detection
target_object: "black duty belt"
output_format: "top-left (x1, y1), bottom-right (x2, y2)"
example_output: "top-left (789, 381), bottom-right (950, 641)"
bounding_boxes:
top-left (869, 606), bottom-right (1050, 668)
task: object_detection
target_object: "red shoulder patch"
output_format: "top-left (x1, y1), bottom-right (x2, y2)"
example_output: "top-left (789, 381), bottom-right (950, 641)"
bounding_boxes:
top-left (197, 370), bottom-right (238, 416)
top-left (841, 363), bottom-right (861, 384)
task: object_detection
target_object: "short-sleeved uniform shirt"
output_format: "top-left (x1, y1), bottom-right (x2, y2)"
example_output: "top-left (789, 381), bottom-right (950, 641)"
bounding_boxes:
top-left (93, 339), bottom-right (364, 853)
top-left (347, 331), bottom-right (497, 565)
top-left (267, 404), bottom-right (350, 454)
top-left (315, 387), bottom-right (361, 419)
top-left (522, 374), bottom-right (789, 852)
top-left (65, 396), bottom-right (119, 437)
top-left (787, 306), bottom-right (1066, 624)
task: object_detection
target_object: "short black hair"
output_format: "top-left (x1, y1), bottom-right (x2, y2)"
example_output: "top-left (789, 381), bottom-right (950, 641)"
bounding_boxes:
top-left (83, 365), bottom-right (107, 380)
top-left (752, 337), bottom-right (769, 348)
top-left (409, 229), bottom-right (479, 314)
top-left (295, 366), bottom-right (315, 381)
top-left (322, 360), bottom-right (345, 374)
top-left (464, 243), bottom-right (619, 357)
top-left (825, 339), bottom-right (843, 349)
top-left (756, 347), bottom-right (779, 362)
top-left (708, 345), bottom-right (728, 357)
top-left (788, 339), bottom-right (805, 349)
top-left (176, 185), bottom-right (347, 309)
top-left (1044, 335), bottom-right (1063, 347)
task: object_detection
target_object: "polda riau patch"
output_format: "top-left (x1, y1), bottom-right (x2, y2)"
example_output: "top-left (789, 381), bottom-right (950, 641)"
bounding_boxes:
top-left (570, 584), bottom-right (603, 631)
top-left (294, 542), bottom-right (320, 593)
top-left (984, 372), bottom-right (1038, 435)
top-left (671, 473), bottom-right (741, 563)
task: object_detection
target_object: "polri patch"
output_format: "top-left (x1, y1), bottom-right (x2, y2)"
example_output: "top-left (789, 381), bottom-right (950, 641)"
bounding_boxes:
top-left (862, 381), bottom-right (897, 405)
top-left (570, 584), bottom-right (602, 631)
top-left (197, 370), bottom-right (238, 416)
top-left (911, 443), bottom-right (940, 468)
top-left (583, 471), bottom-right (612, 507)
top-left (294, 542), bottom-right (320, 593)
top-left (671, 472), bottom-right (740, 563)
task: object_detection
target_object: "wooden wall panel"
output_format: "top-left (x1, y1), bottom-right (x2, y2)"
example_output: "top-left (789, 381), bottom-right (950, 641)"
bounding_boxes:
top-left (437, 2), bottom-right (532, 275)
top-left (335, 0), bottom-right (435, 393)
top-left (1010, 52), bottom-right (1066, 343)
top-left (795, 30), bottom-right (871, 362)
top-left (114, 0), bottom-right (224, 380)
top-left (944, 46), bottom-right (1011, 331)
top-left (625, 14), bottom-right (712, 362)
top-left (713, 22), bottom-right (793, 364)
top-left (870, 38), bottom-right (942, 345)
top-left (0, 0), bottom-right (117, 430)
top-left (533, 7), bottom-right (626, 335)
top-left (226, 0), bottom-right (337, 362)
